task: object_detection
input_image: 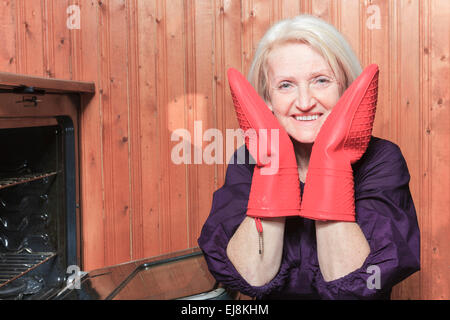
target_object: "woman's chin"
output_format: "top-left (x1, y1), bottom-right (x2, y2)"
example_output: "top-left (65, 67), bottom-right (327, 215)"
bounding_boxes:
top-left (289, 131), bottom-right (318, 145)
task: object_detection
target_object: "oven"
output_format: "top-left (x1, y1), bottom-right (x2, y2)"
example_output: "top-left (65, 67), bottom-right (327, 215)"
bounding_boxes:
top-left (0, 72), bottom-right (237, 300)
top-left (0, 72), bottom-right (93, 299)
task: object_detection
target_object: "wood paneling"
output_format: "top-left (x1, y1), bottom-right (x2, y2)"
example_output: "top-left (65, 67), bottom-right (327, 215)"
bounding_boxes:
top-left (0, 0), bottom-right (448, 300)
top-left (427, 0), bottom-right (449, 300)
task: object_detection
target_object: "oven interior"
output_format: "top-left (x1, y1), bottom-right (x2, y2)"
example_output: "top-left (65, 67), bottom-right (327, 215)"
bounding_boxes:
top-left (0, 118), bottom-right (77, 299)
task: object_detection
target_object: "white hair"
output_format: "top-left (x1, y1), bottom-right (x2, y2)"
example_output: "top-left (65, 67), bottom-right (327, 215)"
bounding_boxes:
top-left (248, 15), bottom-right (362, 102)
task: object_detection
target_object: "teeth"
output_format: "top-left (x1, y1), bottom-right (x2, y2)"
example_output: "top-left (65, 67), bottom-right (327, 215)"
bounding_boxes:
top-left (295, 114), bottom-right (319, 121)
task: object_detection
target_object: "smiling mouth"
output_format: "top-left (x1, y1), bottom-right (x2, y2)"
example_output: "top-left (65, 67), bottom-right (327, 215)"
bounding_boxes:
top-left (293, 113), bottom-right (323, 121)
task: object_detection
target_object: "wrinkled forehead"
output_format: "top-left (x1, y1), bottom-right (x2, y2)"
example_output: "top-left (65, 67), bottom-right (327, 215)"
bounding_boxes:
top-left (263, 41), bottom-right (344, 94)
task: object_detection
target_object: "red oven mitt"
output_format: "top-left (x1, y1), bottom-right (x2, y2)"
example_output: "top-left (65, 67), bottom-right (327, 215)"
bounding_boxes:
top-left (227, 68), bottom-right (301, 227)
top-left (300, 64), bottom-right (379, 221)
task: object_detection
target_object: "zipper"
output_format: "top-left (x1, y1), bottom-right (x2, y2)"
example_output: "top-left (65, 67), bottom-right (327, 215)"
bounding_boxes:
top-left (254, 217), bottom-right (263, 255)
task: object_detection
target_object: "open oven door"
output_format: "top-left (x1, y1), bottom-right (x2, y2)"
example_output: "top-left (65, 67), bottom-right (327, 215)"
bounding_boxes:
top-left (55, 248), bottom-right (233, 300)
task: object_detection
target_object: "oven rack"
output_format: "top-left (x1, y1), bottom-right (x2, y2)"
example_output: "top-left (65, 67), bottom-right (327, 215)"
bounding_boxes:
top-left (0, 252), bottom-right (56, 287)
top-left (0, 171), bottom-right (58, 190)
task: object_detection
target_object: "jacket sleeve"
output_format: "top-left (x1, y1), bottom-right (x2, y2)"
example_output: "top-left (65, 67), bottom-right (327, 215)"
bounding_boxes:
top-left (197, 147), bottom-right (295, 299)
top-left (312, 139), bottom-right (421, 299)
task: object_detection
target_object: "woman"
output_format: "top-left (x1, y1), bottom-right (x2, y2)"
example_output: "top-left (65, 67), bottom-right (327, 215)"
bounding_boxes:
top-left (198, 15), bottom-right (420, 299)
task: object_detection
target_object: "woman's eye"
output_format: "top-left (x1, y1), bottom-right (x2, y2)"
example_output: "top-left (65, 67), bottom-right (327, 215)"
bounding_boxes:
top-left (316, 77), bottom-right (330, 84)
top-left (278, 82), bottom-right (292, 90)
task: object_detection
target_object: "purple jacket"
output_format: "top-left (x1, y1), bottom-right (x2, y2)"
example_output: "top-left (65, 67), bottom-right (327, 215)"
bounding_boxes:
top-left (198, 137), bottom-right (420, 299)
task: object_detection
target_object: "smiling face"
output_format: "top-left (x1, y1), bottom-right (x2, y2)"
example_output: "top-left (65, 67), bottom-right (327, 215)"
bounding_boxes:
top-left (266, 42), bottom-right (341, 144)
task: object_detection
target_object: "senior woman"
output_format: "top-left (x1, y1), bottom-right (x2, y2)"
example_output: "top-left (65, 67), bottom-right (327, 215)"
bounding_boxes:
top-left (198, 15), bottom-right (420, 300)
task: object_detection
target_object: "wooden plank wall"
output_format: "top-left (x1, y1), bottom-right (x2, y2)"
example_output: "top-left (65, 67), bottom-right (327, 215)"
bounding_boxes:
top-left (0, 0), bottom-right (448, 300)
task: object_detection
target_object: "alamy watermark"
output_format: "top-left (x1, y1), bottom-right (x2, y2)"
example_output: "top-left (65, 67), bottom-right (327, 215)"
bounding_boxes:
top-left (65, 3), bottom-right (381, 32)
top-left (366, 265), bottom-right (381, 290)
top-left (66, 265), bottom-right (82, 290)
top-left (66, 5), bottom-right (81, 30)
top-left (365, 1), bottom-right (381, 30)
top-left (171, 121), bottom-right (280, 175)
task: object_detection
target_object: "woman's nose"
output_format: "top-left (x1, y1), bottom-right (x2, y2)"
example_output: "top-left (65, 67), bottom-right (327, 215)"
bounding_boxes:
top-left (295, 84), bottom-right (315, 110)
